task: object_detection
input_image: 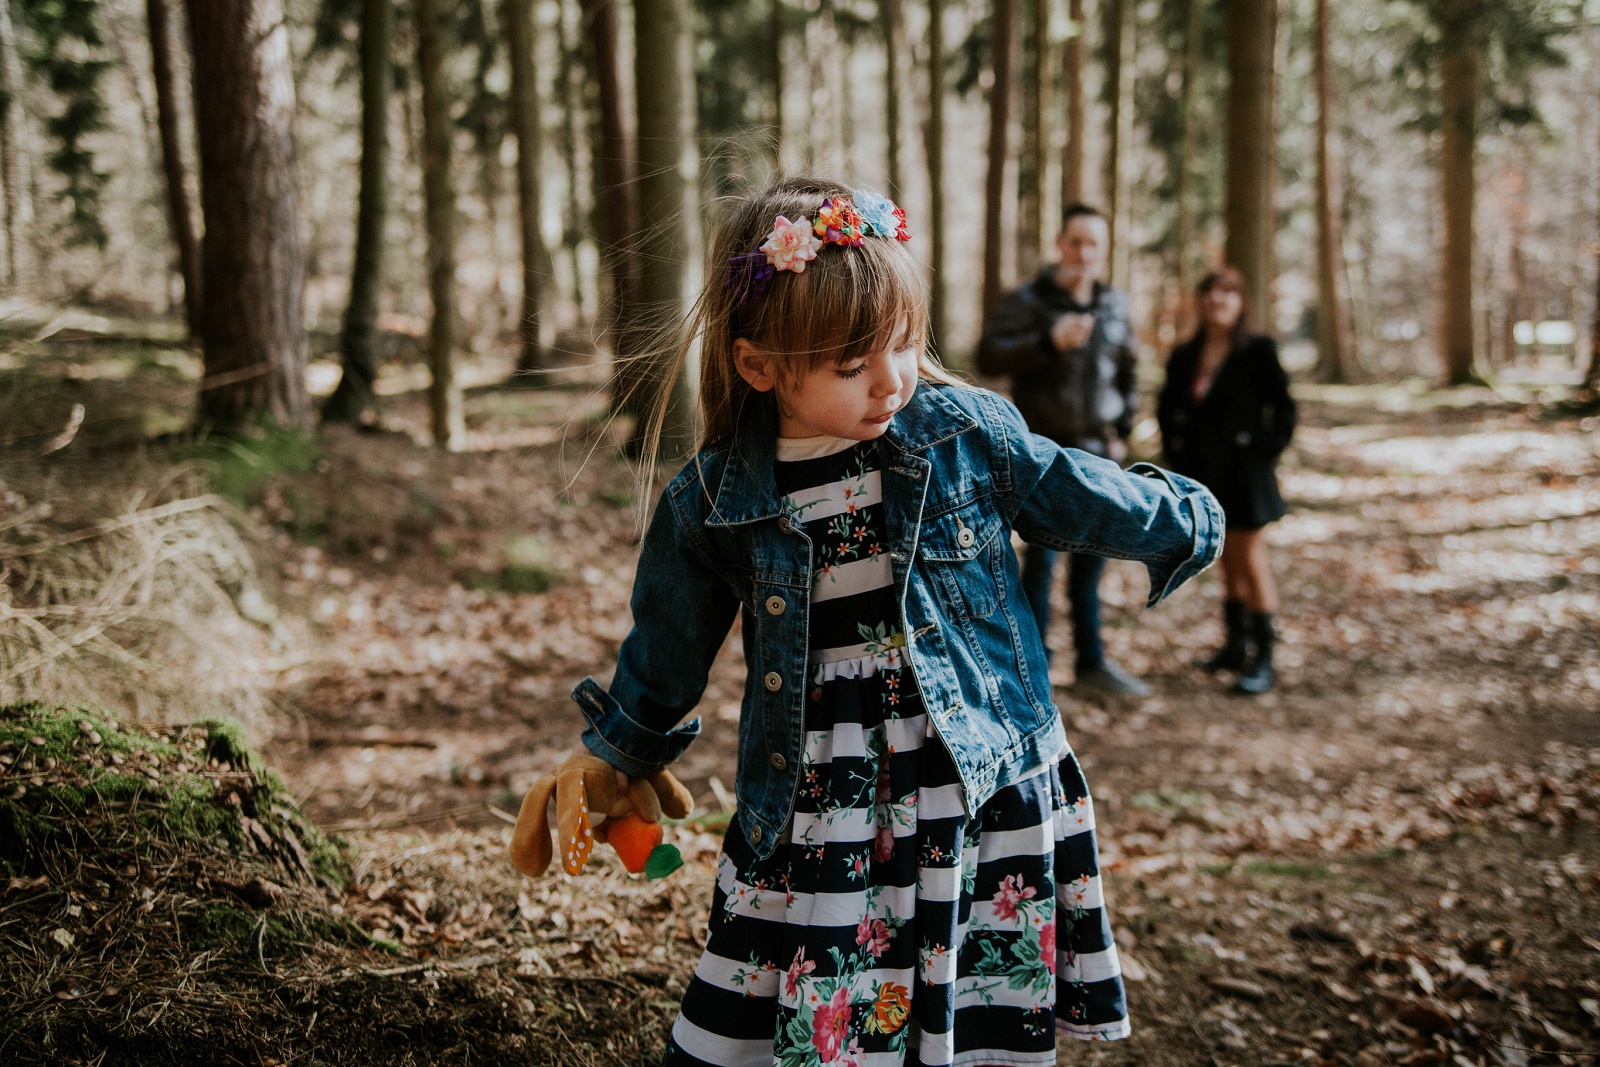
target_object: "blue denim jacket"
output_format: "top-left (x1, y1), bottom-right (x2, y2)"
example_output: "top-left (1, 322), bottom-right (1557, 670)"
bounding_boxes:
top-left (576, 384), bottom-right (1223, 860)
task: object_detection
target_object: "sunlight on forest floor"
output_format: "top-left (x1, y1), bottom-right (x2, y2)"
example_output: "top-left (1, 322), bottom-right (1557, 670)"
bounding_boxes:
top-left (3, 333), bottom-right (1598, 1064)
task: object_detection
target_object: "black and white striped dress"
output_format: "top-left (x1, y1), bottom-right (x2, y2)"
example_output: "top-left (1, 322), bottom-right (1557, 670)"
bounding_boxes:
top-left (663, 436), bottom-right (1128, 1067)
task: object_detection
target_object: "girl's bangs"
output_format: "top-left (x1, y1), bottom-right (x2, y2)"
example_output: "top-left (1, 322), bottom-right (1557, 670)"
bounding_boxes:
top-left (769, 239), bottom-right (928, 371)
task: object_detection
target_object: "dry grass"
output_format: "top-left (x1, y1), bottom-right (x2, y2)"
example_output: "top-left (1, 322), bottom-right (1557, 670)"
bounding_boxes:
top-left (0, 460), bottom-right (281, 733)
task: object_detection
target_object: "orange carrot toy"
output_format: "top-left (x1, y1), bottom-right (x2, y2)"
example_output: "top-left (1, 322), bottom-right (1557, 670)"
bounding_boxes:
top-left (508, 752), bottom-right (692, 879)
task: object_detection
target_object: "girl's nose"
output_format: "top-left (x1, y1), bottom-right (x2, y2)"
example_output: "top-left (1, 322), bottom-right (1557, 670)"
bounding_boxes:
top-left (871, 356), bottom-right (903, 397)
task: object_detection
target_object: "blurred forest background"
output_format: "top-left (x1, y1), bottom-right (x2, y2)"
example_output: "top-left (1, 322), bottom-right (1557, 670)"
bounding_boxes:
top-left (0, 0), bottom-right (1595, 450)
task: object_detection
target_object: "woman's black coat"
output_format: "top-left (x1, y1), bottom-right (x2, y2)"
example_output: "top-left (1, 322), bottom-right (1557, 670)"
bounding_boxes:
top-left (1156, 334), bottom-right (1297, 529)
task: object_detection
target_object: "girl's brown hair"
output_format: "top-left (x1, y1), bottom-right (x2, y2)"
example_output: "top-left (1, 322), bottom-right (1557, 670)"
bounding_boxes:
top-left (1192, 266), bottom-right (1252, 352)
top-left (635, 176), bottom-right (961, 465)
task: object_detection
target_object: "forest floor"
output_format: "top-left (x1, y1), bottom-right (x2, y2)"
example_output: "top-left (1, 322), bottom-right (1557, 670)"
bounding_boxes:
top-left (4, 329), bottom-right (1600, 1065)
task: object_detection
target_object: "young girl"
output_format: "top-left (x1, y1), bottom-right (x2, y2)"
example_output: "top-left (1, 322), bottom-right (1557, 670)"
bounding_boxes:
top-left (565, 177), bottom-right (1222, 1066)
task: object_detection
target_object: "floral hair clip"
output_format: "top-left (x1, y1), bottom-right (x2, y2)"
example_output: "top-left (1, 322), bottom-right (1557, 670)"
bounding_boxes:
top-left (727, 191), bottom-right (911, 308)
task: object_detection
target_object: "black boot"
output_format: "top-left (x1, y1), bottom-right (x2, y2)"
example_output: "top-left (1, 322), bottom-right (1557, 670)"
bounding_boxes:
top-left (1233, 612), bottom-right (1276, 694)
top-left (1199, 599), bottom-right (1249, 672)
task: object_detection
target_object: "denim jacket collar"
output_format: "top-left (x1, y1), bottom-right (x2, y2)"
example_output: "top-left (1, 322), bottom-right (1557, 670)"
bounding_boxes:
top-left (705, 384), bottom-right (979, 528)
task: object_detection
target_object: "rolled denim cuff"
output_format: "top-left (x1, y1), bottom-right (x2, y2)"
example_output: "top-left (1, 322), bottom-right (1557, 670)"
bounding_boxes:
top-left (572, 676), bottom-right (702, 779)
top-left (1128, 462), bottom-right (1226, 607)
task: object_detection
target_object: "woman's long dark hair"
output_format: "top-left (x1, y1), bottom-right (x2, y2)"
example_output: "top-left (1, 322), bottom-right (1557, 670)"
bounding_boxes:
top-left (1191, 266), bottom-right (1251, 352)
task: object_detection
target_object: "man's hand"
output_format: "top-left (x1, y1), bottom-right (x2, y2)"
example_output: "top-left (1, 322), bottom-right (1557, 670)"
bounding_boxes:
top-left (1050, 312), bottom-right (1094, 352)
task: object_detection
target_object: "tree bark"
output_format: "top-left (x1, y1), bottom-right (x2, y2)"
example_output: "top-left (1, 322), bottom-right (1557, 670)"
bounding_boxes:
top-left (505, 0), bottom-right (544, 377)
top-left (185, 0), bottom-right (308, 431)
top-left (1174, 0), bottom-right (1204, 295)
top-left (982, 0), bottom-right (1017, 317)
top-left (0, 0), bottom-right (29, 287)
top-left (147, 0), bottom-right (202, 335)
top-left (879, 0), bottom-right (909, 198)
top-left (1060, 0), bottom-right (1085, 208)
top-left (1589, 66), bottom-right (1600, 394)
top-left (1104, 0), bottom-right (1133, 286)
top-left (325, 0), bottom-right (391, 424)
top-left (416, 0), bottom-right (464, 447)
top-left (582, 0), bottom-right (637, 363)
top-left (1223, 0), bottom-right (1273, 320)
top-left (1017, 0), bottom-right (1045, 278)
top-left (630, 0), bottom-right (697, 460)
top-left (924, 0), bottom-right (946, 355)
top-left (1438, 0), bottom-right (1480, 386)
top-left (1313, 0), bottom-right (1352, 382)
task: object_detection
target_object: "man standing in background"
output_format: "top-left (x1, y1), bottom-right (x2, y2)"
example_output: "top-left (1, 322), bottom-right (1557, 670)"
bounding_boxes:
top-left (977, 204), bottom-right (1150, 698)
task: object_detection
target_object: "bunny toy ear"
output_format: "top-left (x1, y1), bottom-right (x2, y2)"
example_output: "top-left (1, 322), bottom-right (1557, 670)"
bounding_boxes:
top-left (508, 773), bottom-right (560, 877)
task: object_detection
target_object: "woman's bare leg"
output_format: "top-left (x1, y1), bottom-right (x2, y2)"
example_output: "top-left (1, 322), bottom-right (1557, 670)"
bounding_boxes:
top-left (1233, 528), bottom-right (1278, 613)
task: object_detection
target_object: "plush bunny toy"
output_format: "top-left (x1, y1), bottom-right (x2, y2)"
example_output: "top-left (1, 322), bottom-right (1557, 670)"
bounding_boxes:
top-left (508, 752), bottom-right (694, 879)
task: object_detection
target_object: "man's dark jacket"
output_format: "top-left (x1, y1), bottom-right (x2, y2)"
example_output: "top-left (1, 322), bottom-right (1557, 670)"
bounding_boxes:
top-left (975, 271), bottom-right (1137, 455)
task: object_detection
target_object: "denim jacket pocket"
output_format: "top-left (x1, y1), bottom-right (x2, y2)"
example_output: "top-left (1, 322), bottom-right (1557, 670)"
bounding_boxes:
top-left (918, 497), bottom-right (1002, 620)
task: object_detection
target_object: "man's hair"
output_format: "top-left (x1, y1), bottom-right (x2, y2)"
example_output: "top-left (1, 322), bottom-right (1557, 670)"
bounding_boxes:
top-left (1061, 203), bottom-right (1106, 228)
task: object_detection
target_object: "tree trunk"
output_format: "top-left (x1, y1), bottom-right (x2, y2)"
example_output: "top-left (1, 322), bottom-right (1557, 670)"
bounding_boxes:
top-left (0, 0), bottom-right (29, 287)
top-left (982, 0), bottom-right (1017, 317)
top-left (630, 0), bottom-right (697, 460)
top-left (1313, 0), bottom-right (1352, 382)
top-left (879, 0), bottom-right (909, 198)
top-left (1438, 0), bottom-right (1479, 386)
top-left (325, 0), bottom-right (391, 424)
top-left (416, 0), bottom-right (464, 447)
top-left (581, 0), bottom-right (637, 347)
top-left (1223, 0), bottom-right (1273, 320)
top-left (185, 0), bottom-right (308, 431)
top-left (1060, 0), bottom-right (1085, 208)
top-left (505, 0), bottom-right (544, 377)
top-left (1173, 0), bottom-right (1204, 305)
top-left (1261, 0), bottom-right (1285, 311)
top-left (1104, 0), bottom-right (1134, 286)
top-left (924, 0), bottom-right (946, 355)
top-left (1588, 70), bottom-right (1600, 394)
top-left (769, 0), bottom-right (784, 165)
top-left (1016, 0), bottom-right (1045, 278)
top-left (147, 0), bottom-right (202, 335)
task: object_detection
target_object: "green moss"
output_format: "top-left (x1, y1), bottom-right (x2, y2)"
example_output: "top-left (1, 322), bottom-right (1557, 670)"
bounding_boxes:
top-left (1241, 859), bottom-right (1332, 880)
top-left (189, 426), bottom-right (320, 505)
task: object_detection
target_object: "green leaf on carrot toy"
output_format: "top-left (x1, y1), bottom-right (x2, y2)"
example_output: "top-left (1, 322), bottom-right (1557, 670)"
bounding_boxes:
top-left (644, 843), bottom-right (683, 880)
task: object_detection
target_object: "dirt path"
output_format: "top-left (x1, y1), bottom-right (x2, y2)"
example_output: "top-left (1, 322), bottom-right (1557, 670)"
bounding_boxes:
top-left (261, 385), bottom-right (1600, 1065)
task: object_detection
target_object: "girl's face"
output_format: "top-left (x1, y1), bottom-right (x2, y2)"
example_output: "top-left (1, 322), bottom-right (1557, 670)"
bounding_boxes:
top-left (1201, 285), bottom-right (1244, 334)
top-left (734, 326), bottom-right (921, 441)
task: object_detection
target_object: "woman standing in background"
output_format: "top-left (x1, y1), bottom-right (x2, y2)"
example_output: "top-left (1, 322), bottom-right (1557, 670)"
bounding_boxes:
top-left (1158, 267), bottom-right (1297, 694)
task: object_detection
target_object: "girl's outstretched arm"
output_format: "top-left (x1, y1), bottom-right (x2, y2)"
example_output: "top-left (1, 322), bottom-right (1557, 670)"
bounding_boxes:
top-left (980, 390), bottom-right (1225, 607)
top-left (573, 477), bottom-right (741, 780)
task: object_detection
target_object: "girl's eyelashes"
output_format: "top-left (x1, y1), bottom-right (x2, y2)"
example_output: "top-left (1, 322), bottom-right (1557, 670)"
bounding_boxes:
top-left (836, 362), bottom-right (867, 379)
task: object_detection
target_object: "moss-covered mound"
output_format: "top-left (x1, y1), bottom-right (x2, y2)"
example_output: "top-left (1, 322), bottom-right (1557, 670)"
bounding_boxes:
top-left (0, 703), bottom-right (586, 1066)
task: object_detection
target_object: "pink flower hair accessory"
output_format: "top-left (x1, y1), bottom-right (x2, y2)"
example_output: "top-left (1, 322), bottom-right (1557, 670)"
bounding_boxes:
top-left (726, 191), bottom-right (913, 308)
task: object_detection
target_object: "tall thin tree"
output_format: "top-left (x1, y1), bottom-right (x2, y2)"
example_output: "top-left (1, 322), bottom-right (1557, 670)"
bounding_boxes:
top-left (1060, 0), bottom-right (1085, 207)
top-left (505, 0), bottom-right (544, 377)
top-left (417, 0), bottom-right (464, 448)
top-left (325, 0), bottom-right (392, 425)
top-left (146, 0), bottom-right (202, 336)
top-left (769, 0), bottom-right (784, 165)
top-left (1017, 0), bottom-right (1046, 278)
top-left (1104, 0), bottom-right (1133, 285)
top-left (1223, 0), bottom-right (1274, 319)
top-left (1173, 0), bottom-right (1204, 294)
top-left (582, 0), bottom-right (637, 361)
top-left (1313, 0), bottom-right (1352, 381)
top-left (0, 0), bottom-right (28, 286)
top-left (879, 0), bottom-right (910, 197)
top-left (924, 0), bottom-right (946, 354)
top-left (982, 0), bottom-right (1017, 317)
top-left (1436, 0), bottom-right (1479, 384)
top-left (630, 0), bottom-right (697, 458)
top-left (185, 0), bottom-right (307, 430)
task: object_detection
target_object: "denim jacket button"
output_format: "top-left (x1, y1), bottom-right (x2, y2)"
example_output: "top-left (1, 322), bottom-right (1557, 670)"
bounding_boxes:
top-left (763, 671), bottom-right (783, 692)
top-left (770, 752), bottom-right (788, 771)
top-left (956, 527), bottom-right (975, 549)
top-left (765, 595), bottom-right (786, 616)
top-left (777, 517), bottom-right (795, 535)
top-left (749, 824), bottom-right (764, 844)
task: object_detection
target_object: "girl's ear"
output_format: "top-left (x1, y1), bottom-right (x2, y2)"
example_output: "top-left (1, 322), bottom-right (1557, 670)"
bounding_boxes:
top-left (732, 338), bottom-right (777, 393)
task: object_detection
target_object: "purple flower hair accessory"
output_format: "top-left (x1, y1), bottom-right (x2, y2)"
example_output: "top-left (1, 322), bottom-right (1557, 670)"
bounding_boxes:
top-left (725, 249), bottom-right (777, 306)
